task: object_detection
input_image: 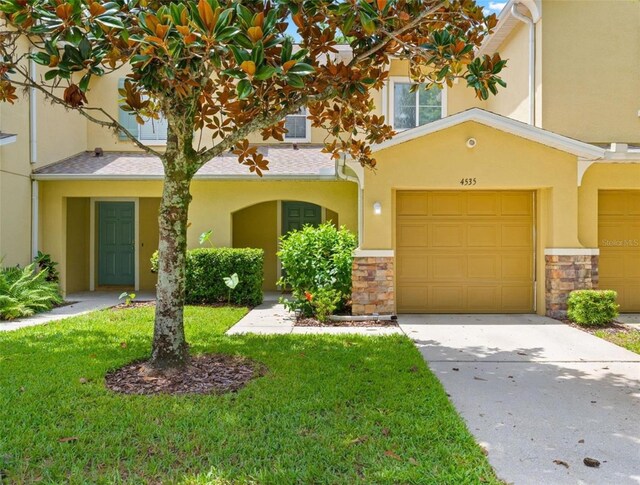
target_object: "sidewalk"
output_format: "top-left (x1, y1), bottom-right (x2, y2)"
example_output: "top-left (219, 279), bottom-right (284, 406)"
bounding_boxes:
top-left (226, 293), bottom-right (403, 336)
top-left (0, 291), bottom-right (155, 332)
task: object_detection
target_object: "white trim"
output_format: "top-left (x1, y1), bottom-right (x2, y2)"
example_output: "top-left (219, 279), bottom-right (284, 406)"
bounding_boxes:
top-left (373, 108), bottom-right (606, 160)
top-left (276, 200), bottom-right (282, 283)
top-left (544, 248), bottom-right (600, 256)
top-left (90, 198), bottom-right (140, 291)
top-left (387, 77), bottom-right (447, 131)
top-left (29, 53), bottom-right (37, 162)
top-left (478, 0), bottom-right (541, 57)
top-left (32, 173), bottom-right (337, 181)
top-left (31, 180), bottom-right (39, 260)
top-left (354, 249), bottom-right (394, 258)
top-left (0, 134), bottom-right (17, 146)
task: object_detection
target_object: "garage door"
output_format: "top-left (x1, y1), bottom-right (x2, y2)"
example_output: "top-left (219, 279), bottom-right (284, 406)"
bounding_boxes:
top-left (598, 191), bottom-right (640, 312)
top-left (396, 191), bottom-right (535, 313)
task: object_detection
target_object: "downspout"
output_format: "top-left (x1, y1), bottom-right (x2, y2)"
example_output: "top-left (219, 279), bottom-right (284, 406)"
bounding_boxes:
top-left (511, 3), bottom-right (535, 125)
top-left (335, 155), bottom-right (363, 246)
top-left (29, 54), bottom-right (39, 260)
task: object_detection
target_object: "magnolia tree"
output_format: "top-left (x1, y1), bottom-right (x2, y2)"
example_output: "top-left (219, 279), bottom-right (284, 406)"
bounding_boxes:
top-left (0, 0), bottom-right (505, 370)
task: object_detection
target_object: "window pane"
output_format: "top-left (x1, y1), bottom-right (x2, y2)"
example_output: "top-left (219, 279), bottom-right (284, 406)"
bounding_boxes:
top-left (394, 83), bottom-right (417, 129)
top-left (139, 116), bottom-right (168, 141)
top-left (419, 87), bottom-right (441, 107)
top-left (418, 106), bottom-right (442, 125)
top-left (285, 116), bottom-right (306, 139)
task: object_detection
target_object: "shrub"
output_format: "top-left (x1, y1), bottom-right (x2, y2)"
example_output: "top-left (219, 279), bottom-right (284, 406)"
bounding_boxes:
top-left (277, 223), bottom-right (357, 317)
top-left (0, 263), bottom-right (63, 320)
top-left (310, 287), bottom-right (342, 323)
top-left (567, 290), bottom-right (619, 326)
top-left (151, 248), bottom-right (263, 306)
top-left (33, 251), bottom-right (59, 283)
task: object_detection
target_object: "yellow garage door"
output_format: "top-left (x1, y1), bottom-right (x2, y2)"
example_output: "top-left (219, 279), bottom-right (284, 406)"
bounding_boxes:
top-left (598, 191), bottom-right (640, 312)
top-left (396, 191), bottom-right (535, 313)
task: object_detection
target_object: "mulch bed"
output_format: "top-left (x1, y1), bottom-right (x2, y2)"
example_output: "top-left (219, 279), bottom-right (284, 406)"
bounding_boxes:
top-left (295, 317), bottom-right (399, 327)
top-left (112, 300), bottom-right (156, 310)
top-left (556, 317), bottom-right (633, 336)
top-left (105, 354), bottom-right (265, 395)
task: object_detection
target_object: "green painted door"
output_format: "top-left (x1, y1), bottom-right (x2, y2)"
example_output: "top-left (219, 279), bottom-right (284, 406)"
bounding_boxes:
top-left (282, 202), bottom-right (322, 233)
top-left (98, 201), bottom-right (135, 286)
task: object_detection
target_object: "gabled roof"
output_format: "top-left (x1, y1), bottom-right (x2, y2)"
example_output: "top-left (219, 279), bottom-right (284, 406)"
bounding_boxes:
top-left (33, 145), bottom-right (337, 180)
top-left (478, 0), bottom-right (541, 56)
top-left (373, 108), bottom-right (606, 160)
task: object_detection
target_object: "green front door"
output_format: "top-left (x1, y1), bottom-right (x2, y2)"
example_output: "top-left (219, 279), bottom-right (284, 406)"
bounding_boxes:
top-left (282, 202), bottom-right (322, 233)
top-left (98, 201), bottom-right (135, 286)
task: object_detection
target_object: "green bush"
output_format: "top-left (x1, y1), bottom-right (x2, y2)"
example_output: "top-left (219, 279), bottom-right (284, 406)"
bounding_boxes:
top-left (567, 290), bottom-right (619, 326)
top-left (151, 248), bottom-right (263, 306)
top-left (0, 263), bottom-right (63, 320)
top-left (277, 222), bottom-right (357, 317)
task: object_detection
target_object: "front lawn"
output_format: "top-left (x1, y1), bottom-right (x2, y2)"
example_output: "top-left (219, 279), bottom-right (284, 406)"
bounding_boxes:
top-left (0, 306), bottom-right (498, 484)
top-left (594, 327), bottom-right (640, 355)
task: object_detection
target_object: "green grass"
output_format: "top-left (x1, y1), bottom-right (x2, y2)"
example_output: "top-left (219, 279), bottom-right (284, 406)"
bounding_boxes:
top-left (594, 328), bottom-right (640, 355)
top-left (0, 306), bottom-right (498, 484)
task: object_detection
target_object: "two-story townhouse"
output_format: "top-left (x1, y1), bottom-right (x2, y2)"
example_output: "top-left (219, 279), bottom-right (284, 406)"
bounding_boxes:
top-left (8, 0), bottom-right (640, 316)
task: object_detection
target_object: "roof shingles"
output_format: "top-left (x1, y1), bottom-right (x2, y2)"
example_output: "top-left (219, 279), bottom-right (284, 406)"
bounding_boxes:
top-left (34, 145), bottom-right (336, 179)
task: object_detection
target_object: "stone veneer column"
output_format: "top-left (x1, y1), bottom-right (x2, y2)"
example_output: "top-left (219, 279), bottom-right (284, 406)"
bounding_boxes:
top-left (545, 249), bottom-right (599, 318)
top-left (351, 250), bottom-right (395, 315)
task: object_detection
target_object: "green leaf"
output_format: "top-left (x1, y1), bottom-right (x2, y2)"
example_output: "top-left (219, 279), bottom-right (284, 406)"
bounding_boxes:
top-left (287, 63), bottom-right (315, 75)
top-left (286, 74), bottom-right (305, 89)
top-left (237, 79), bottom-right (253, 99)
top-left (254, 65), bottom-right (276, 81)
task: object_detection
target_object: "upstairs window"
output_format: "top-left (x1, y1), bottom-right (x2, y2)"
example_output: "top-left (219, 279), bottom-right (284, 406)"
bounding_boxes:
top-left (390, 79), bottom-right (445, 130)
top-left (284, 107), bottom-right (310, 142)
top-left (118, 79), bottom-right (168, 145)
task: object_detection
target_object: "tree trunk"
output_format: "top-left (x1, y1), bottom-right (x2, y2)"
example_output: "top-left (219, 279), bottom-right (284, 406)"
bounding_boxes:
top-left (150, 168), bottom-right (193, 369)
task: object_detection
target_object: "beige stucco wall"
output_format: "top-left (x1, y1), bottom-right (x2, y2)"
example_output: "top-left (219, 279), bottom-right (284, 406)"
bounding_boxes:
top-left (139, 198), bottom-right (161, 290)
top-left (65, 198), bottom-right (90, 293)
top-left (541, 0), bottom-right (640, 143)
top-left (39, 179), bottom-right (357, 294)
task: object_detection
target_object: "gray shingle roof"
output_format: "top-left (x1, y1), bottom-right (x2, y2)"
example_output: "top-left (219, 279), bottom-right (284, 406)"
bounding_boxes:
top-left (33, 145), bottom-right (336, 179)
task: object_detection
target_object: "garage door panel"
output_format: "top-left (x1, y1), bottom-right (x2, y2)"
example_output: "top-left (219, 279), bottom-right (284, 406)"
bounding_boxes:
top-left (502, 255), bottom-right (532, 279)
top-left (468, 224), bottom-right (499, 247)
top-left (468, 287), bottom-right (500, 310)
top-left (430, 286), bottom-right (465, 311)
top-left (501, 224), bottom-right (532, 248)
top-left (467, 193), bottom-right (499, 215)
top-left (599, 190), bottom-right (640, 311)
top-left (397, 254), bottom-right (429, 280)
top-left (397, 223), bottom-right (428, 248)
top-left (501, 285), bottom-right (533, 312)
top-left (431, 224), bottom-right (465, 248)
top-left (468, 255), bottom-right (499, 279)
top-left (397, 190), bottom-right (534, 313)
top-left (501, 192), bottom-right (532, 215)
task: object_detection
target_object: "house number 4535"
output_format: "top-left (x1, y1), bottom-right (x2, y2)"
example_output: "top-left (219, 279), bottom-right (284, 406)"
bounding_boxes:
top-left (460, 178), bottom-right (477, 186)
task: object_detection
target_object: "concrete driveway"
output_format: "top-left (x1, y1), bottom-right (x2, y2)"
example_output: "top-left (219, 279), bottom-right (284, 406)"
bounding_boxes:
top-left (399, 314), bottom-right (640, 485)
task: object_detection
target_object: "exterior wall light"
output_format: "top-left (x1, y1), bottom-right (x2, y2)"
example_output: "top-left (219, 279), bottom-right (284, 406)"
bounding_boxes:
top-left (373, 202), bottom-right (382, 215)
top-left (466, 137), bottom-right (477, 149)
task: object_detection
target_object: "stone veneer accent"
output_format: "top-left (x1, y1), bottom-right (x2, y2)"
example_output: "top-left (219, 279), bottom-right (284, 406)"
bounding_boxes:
top-left (545, 255), bottom-right (598, 318)
top-left (351, 257), bottom-right (395, 315)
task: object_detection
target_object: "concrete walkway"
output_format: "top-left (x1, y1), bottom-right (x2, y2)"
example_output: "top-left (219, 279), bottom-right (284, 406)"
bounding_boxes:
top-left (399, 314), bottom-right (640, 485)
top-left (227, 294), bottom-right (403, 336)
top-left (0, 291), bottom-right (155, 332)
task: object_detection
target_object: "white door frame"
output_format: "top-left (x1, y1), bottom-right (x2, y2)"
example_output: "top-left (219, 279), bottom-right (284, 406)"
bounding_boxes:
top-left (89, 197), bottom-right (140, 291)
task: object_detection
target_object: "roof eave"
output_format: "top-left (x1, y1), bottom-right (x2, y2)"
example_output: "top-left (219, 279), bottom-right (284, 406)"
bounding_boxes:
top-left (32, 173), bottom-right (339, 181)
top-left (0, 134), bottom-right (17, 146)
top-left (373, 108), bottom-right (606, 160)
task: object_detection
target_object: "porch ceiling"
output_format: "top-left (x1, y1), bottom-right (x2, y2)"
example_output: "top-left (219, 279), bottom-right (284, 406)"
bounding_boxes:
top-left (33, 145), bottom-right (336, 180)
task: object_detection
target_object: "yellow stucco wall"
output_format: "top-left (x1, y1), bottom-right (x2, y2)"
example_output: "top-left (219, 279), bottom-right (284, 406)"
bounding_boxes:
top-left (232, 201), bottom-right (279, 290)
top-left (364, 121), bottom-right (588, 315)
top-left (541, 0), bottom-right (640, 143)
top-left (485, 22), bottom-right (531, 124)
top-left (65, 198), bottom-right (90, 293)
top-left (39, 179), bottom-right (357, 294)
top-left (139, 198), bottom-right (161, 290)
top-left (579, 163), bottom-right (640, 248)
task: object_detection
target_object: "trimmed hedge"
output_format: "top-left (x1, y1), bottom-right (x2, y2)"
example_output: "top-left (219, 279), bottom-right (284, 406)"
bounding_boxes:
top-left (567, 289), bottom-right (619, 326)
top-left (151, 248), bottom-right (264, 306)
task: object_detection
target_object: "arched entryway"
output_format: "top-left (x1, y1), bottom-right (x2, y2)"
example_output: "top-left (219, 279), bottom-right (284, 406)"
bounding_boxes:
top-left (232, 200), bottom-right (339, 290)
